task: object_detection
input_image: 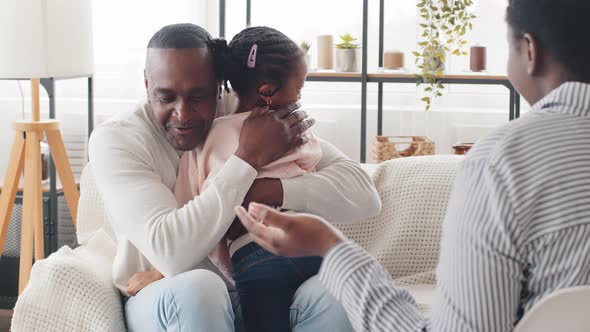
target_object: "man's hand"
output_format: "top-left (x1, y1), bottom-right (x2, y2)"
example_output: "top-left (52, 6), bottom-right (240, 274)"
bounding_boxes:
top-left (235, 102), bottom-right (315, 170)
top-left (127, 269), bottom-right (164, 296)
top-left (235, 202), bottom-right (345, 257)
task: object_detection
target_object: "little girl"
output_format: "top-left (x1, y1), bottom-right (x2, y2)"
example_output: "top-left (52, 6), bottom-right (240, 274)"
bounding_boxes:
top-left (130, 27), bottom-right (324, 331)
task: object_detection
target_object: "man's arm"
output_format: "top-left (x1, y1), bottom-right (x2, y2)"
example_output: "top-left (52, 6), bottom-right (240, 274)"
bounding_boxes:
top-left (242, 138), bottom-right (380, 222)
top-left (89, 127), bottom-right (257, 277)
top-left (89, 102), bottom-right (313, 277)
top-left (281, 138), bottom-right (381, 223)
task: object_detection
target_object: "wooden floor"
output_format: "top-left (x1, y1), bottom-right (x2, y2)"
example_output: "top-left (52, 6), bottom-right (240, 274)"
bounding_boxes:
top-left (0, 310), bottom-right (11, 332)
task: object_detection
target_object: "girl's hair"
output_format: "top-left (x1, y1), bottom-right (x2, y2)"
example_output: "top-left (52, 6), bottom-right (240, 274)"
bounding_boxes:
top-left (506, 0), bottom-right (590, 80)
top-left (219, 26), bottom-right (304, 97)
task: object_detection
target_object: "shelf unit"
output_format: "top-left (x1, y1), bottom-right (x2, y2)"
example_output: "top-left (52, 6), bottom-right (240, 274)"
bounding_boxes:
top-left (219, 0), bottom-right (521, 162)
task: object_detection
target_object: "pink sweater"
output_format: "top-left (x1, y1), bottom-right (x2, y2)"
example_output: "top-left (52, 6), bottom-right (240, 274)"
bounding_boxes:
top-left (174, 111), bottom-right (322, 281)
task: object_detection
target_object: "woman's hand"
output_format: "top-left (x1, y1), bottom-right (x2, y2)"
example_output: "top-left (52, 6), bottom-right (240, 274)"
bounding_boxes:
top-left (235, 102), bottom-right (315, 170)
top-left (235, 202), bottom-right (345, 257)
top-left (127, 269), bottom-right (164, 296)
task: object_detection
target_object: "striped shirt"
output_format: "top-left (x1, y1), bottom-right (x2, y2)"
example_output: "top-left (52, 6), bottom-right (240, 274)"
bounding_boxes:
top-left (319, 82), bottom-right (590, 332)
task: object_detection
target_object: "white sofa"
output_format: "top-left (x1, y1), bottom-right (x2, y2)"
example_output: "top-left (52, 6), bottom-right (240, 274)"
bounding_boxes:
top-left (10, 155), bottom-right (463, 331)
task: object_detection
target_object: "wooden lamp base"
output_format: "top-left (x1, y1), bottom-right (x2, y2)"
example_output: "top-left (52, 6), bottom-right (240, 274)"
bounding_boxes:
top-left (0, 119), bottom-right (80, 294)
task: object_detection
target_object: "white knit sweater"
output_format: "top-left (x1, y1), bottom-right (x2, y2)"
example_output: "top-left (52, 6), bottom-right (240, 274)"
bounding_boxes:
top-left (88, 101), bottom-right (381, 294)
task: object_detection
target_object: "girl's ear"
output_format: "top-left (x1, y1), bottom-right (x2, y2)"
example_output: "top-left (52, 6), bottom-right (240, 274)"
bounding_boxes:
top-left (258, 83), bottom-right (277, 105)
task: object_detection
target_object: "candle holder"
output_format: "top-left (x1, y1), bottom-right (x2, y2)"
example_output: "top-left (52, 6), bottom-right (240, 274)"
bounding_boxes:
top-left (470, 46), bottom-right (487, 72)
top-left (317, 35), bottom-right (334, 70)
top-left (384, 50), bottom-right (405, 70)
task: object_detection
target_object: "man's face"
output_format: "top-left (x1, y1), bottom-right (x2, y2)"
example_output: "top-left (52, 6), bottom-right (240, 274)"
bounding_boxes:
top-left (145, 48), bottom-right (219, 151)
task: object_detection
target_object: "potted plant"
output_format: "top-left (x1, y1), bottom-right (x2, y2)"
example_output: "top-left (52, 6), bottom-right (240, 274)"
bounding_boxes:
top-left (413, 0), bottom-right (476, 110)
top-left (300, 41), bottom-right (311, 68)
top-left (335, 34), bottom-right (360, 72)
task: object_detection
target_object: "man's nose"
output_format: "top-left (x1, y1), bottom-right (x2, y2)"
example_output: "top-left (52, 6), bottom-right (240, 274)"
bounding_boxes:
top-left (174, 99), bottom-right (192, 122)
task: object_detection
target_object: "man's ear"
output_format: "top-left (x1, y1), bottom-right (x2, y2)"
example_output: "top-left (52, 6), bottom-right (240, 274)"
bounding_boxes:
top-left (144, 69), bottom-right (151, 103)
top-left (523, 33), bottom-right (542, 76)
top-left (258, 83), bottom-right (277, 104)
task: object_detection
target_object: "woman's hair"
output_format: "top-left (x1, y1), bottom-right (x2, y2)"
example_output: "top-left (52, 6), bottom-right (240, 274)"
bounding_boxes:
top-left (147, 23), bottom-right (228, 86)
top-left (219, 26), bottom-right (304, 97)
top-left (506, 0), bottom-right (590, 80)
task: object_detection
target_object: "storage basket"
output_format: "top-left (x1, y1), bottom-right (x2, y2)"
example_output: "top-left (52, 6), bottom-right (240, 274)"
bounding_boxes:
top-left (373, 136), bottom-right (435, 163)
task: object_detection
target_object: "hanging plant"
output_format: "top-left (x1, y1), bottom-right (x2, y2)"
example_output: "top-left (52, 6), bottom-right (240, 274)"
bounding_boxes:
top-left (413, 0), bottom-right (476, 110)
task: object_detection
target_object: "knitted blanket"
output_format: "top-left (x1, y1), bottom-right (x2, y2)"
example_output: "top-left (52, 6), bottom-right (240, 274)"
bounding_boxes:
top-left (11, 230), bottom-right (125, 331)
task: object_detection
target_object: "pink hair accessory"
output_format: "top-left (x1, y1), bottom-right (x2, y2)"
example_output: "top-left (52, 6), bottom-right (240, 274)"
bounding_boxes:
top-left (247, 44), bottom-right (258, 68)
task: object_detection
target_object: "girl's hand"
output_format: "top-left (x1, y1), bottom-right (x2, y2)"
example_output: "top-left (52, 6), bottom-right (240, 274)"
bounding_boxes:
top-left (127, 269), bottom-right (164, 296)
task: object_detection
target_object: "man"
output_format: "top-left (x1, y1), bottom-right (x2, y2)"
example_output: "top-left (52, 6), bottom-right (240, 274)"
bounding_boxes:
top-left (89, 24), bottom-right (380, 331)
top-left (236, 0), bottom-right (590, 331)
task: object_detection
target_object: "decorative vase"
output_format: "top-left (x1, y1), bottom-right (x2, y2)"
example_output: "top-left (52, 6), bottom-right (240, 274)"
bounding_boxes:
top-left (335, 48), bottom-right (360, 72)
top-left (317, 35), bottom-right (334, 70)
top-left (452, 143), bottom-right (474, 155)
top-left (305, 54), bottom-right (312, 69)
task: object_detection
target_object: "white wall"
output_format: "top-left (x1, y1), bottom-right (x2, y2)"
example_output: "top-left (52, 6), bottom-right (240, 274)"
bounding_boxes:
top-left (0, 0), bottom-right (528, 178)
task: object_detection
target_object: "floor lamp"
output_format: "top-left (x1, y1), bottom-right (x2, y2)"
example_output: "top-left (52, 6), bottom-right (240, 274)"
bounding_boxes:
top-left (0, 0), bottom-right (94, 294)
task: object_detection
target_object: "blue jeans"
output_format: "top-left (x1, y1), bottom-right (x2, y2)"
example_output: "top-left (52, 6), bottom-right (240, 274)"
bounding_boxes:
top-left (232, 243), bottom-right (329, 332)
top-left (124, 268), bottom-right (352, 332)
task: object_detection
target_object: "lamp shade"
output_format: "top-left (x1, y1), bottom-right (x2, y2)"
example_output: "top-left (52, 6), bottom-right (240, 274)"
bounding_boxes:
top-left (0, 0), bottom-right (94, 79)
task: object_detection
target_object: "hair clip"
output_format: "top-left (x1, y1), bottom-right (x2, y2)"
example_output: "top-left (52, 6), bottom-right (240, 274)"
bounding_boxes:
top-left (247, 44), bottom-right (258, 68)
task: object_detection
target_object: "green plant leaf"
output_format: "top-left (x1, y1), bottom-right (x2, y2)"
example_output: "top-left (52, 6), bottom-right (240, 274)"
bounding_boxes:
top-left (335, 33), bottom-right (360, 49)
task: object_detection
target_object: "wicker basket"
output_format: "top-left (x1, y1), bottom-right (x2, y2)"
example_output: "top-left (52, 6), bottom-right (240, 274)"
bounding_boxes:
top-left (373, 136), bottom-right (435, 163)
